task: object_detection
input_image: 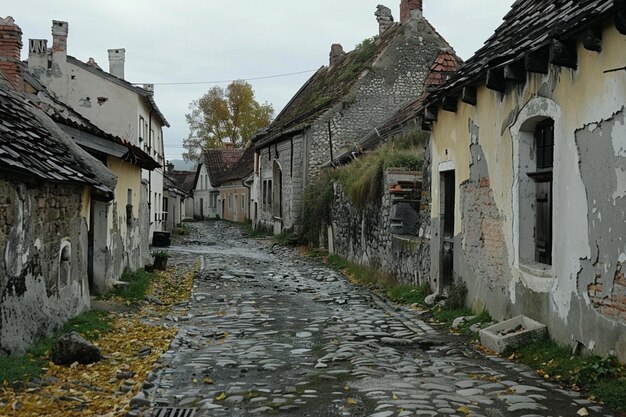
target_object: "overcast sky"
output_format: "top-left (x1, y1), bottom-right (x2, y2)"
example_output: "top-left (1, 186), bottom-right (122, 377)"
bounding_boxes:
top-left (11, 1), bottom-right (515, 161)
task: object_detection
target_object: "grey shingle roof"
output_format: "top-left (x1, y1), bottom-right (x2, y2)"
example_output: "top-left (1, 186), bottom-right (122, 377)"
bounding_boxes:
top-left (0, 80), bottom-right (115, 197)
top-left (426, 0), bottom-right (616, 106)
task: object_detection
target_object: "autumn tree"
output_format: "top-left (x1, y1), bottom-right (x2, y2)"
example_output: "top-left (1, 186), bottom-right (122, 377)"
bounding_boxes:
top-left (183, 80), bottom-right (274, 161)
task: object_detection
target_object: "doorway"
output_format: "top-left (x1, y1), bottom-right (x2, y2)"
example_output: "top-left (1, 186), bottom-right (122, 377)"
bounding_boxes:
top-left (440, 170), bottom-right (455, 288)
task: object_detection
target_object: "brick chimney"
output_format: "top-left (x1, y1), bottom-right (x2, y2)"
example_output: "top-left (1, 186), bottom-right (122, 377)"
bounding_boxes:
top-left (0, 16), bottom-right (23, 90)
top-left (108, 48), bottom-right (125, 79)
top-left (329, 44), bottom-right (346, 67)
top-left (400, 0), bottom-right (423, 23)
top-left (51, 20), bottom-right (68, 55)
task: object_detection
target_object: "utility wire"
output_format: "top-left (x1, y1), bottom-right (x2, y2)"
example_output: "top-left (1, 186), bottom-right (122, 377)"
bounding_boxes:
top-left (133, 69), bottom-right (318, 86)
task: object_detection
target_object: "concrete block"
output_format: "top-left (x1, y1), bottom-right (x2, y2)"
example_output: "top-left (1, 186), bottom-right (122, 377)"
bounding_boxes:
top-left (479, 315), bottom-right (546, 354)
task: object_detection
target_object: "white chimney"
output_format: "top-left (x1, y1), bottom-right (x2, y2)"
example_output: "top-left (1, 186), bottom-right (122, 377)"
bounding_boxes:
top-left (108, 48), bottom-right (125, 79)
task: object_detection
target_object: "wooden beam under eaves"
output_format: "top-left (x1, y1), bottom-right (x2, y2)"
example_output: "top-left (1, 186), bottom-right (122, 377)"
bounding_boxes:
top-left (616, 0), bottom-right (626, 35)
top-left (486, 67), bottom-right (505, 92)
top-left (461, 86), bottom-right (477, 105)
top-left (504, 60), bottom-right (526, 83)
top-left (583, 27), bottom-right (603, 52)
top-left (525, 46), bottom-right (550, 74)
top-left (550, 38), bottom-right (577, 69)
top-left (424, 105), bottom-right (438, 122)
top-left (442, 96), bottom-right (458, 113)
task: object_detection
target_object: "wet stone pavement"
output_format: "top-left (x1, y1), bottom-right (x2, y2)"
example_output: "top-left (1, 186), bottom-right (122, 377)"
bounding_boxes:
top-left (145, 221), bottom-right (615, 417)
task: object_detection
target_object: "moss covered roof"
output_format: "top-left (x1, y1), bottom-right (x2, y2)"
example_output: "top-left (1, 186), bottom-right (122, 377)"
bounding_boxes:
top-left (254, 24), bottom-right (403, 147)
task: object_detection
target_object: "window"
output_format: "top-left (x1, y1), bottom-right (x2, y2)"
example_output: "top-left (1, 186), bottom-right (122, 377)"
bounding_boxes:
top-left (139, 116), bottom-right (145, 141)
top-left (59, 241), bottom-right (71, 289)
top-left (127, 189), bottom-right (133, 206)
top-left (514, 103), bottom-right (557, 273)
top-left (529, 120), bottom-right (554, 265)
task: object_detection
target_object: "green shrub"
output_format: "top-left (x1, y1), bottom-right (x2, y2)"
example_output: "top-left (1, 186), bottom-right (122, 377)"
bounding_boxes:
top-left (299, 171), bottom-right (336, 245)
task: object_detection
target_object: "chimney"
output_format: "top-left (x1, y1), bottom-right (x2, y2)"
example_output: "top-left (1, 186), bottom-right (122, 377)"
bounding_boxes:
top-left (51, 20), bottom-right (68, 55)
top-left (375, 5), bottom-right (394, 35)
top-left (0, 16), bottom-right (23, 90)
top-left (400, 0), bottom-right (423, 23)
top-left (28, 39), bottom-right (49, 73)
top-left (143, 83), bottom-right (154, 94)
top-left (329, 44), bottom-right (346, 67)
top-left (108, 48), bottom-right (125, 79)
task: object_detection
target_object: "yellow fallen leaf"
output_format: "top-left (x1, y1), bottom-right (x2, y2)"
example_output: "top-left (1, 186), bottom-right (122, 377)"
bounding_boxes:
top-left (216, 393), bottom-right (226, 401)
top-left (392, 393), bottom-right (399, 400)
top-left (344, 385), bottom-right (350, 391)
top-left (203, 378), bottom-right (214, 384)
top-left (577, 407), bottom-right (589, 416)
top-left (192, 378), bottom-right (198, 384)
top-left (508, 353), bottom-right (515, 360)
top-left (346, 398), bottom-right (357, 405)
top-left (457, 405), bottom-right (470, 415)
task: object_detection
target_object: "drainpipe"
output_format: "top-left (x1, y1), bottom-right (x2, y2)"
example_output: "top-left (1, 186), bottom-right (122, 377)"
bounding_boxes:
top-left (242, 178), bottom-right (251, 220)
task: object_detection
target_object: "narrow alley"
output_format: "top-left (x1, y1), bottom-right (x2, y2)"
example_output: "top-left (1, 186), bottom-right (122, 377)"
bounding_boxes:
top-left (146, 222), bottom-right (614, 417)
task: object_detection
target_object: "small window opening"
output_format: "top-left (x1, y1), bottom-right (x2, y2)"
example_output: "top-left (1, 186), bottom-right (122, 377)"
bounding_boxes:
top-left (59, 242), bottom-right (71, 288)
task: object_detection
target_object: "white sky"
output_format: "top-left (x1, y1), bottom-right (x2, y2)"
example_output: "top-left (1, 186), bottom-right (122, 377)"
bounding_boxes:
top-left (10, 0), bottom-right (516, 161)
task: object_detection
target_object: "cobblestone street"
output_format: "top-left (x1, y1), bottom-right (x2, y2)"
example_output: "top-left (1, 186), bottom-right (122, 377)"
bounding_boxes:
top-left (148, 222), bottom-right (614, 417)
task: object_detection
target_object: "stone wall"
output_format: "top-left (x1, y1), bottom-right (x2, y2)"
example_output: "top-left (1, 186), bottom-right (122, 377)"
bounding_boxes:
top-left (307, 19), bottom-right (450, 180)
top-left (255, 134), bottom-right (306, 231)
top-left (0, 178), bottom-right (90, 355)
top-left (329, 168), bottom-right (431, 285)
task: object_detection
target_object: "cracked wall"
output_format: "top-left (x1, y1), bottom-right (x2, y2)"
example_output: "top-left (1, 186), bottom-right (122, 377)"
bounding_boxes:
top-left (576, 109), bottom-right (626, 324)
top-left (0, 178), bottom-right (89, 355)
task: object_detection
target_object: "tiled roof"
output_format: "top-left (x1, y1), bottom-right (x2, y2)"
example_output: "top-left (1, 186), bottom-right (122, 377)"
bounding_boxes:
top-left (0, 81), bottom-right (115, 196)
top-left (22, 68), bottom-right (159, 170)
top-left (66, 56), bottom-right (170, 128)
top-left (426, 0), bottom-right (616, 105)
top-left (167, 170), bottom-right (196, 194)
top-left (204, 148), bottom-right (244, 187)
top-left (219, 145), bottom-right (254, 184)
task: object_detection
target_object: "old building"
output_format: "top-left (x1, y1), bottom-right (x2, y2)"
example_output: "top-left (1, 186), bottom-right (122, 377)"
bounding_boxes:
top-left (193, 148), bottom-right (245, 221)
top-left (327, 49), bottom-right (460, 285)
top-left (423, 0), bottom-right (626, 360)
top-left (0, 17), bottom-right (116, 354)
top-left (20, 69), bottom-right (159, 293)
top-left (165, 169), bottom-right (196, 228)
top-left (26, 20), bottom-right (169, 240)
top-left (217, 146), bottom-right (254, 223)
top-left (252, 0), bottom-right (454, 234)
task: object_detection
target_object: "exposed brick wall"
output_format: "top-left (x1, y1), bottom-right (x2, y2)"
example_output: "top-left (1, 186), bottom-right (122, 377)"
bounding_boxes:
top-left (400, 0), bottom-right (423, 23)
top-left (0, 18), bottom-right (23, 90)
top-left (459, 143), bottom-right (506, 290)
top-left (589, 265), bottom-right (626, 322)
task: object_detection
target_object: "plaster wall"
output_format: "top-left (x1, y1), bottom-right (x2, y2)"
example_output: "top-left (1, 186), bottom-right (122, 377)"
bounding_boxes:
top-left (219, 183), bottom-right (249, 223)
top-left (193, 164), bottom-right (219, 219)
top-left (0, 179), bottom-right (90, 355)
top-left (429, 23), bottom-right (626, 359)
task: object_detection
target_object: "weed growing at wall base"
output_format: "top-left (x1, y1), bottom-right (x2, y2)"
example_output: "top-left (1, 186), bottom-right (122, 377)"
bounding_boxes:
top-left (0, 310), bottom-right (111, 384)
top-left (507, 336), bottom-right (626, 412)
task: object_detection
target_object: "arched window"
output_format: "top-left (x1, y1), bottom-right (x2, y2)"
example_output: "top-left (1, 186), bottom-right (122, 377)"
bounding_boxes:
top-left (511, 97), bottom-right (560, 275)
top-left (59, 241), bottom-right (71, 289)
